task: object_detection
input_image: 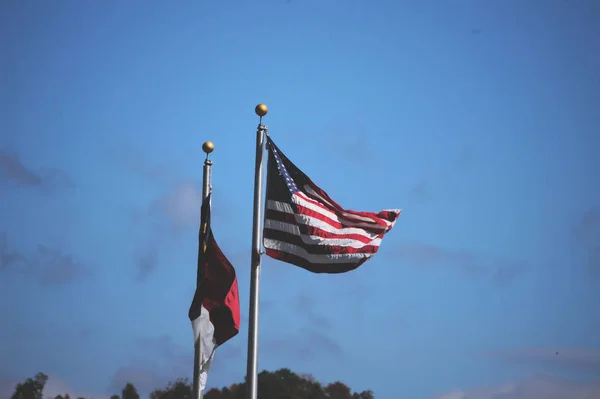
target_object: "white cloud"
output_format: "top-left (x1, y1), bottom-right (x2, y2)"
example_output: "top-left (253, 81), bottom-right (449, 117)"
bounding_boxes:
top-left (43, 375), bottom-right (111, 399)
top-left (436, 391), bottom-right (468, 399)
top-left (0, 374), bottom-right (108, 399)
top-left (148, 180), bottom-right (202, 233)
top-left (434, 374), bottom-right (600, 399)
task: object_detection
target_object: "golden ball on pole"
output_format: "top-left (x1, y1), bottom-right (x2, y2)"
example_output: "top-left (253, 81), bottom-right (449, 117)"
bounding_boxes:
top-left (255, 104), bottom-right (268, 117)
top-left (202, 141), bottom-right (215, 154)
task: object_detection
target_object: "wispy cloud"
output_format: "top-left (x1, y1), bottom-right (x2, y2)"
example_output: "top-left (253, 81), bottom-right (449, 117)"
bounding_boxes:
top-left (147, 180), bottom-right (203, 234)
top-left (0, 151), bottom-right (43, 185)
top-left (135, 248), bottom-right (158, 282)
top-left (111, 335), bottom-right (193, 395)
top-left (483, 347), bottom-right (600, 374)
top-left (43, 375), bottom-right (110, 399)
top-left (0, 233), bottom-right (89, 285)
top-left (114, 146), bottom-right (207, 282)
top-left (0, 373), bottom-right (110, 399)
top-left (292, 293), bottom-right (331, 328)
top-left (434, 374), bottom-right (600, 399)
top-left (408, 147), bottom-right (477, 204)
top-left (110, 366), bottom-right (164, 397)
top-left (0, 233), bottom-right (25, 269)
top-left (411, 181), bottom-right (431, 203)
top-left (339, 125), bottom-right (378, 167)
top-left (0, 375), bottom-right (19, 399)
top-left (396, 242), bottom-right (526, 285)
top-left (398, 242), bottom-right (485, 275)
top-left (572, 206), bottom-right (600, 276)
top-left (112, 334), bottom-right (244, 395)
top-left (111, 146), bottom-right (176, 184)
top-left (265, 327), bottom-right (345, 364)
top-left (34, 245), bottom-right (90, 284)
top-left (452, 147), bottom-right (476, 171)
top-left (492, 262), bottom-right (526, 287)
top-left (135, 335), bottom-right (190, 363)
top-left (325, 123), bottom-right (378, 168)
top-left (0, 150), bottom-right (73, 190)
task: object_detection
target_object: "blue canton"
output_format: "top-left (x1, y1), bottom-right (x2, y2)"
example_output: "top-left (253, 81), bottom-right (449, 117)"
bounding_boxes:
top-left (271, 145), bottom-right (299, 194)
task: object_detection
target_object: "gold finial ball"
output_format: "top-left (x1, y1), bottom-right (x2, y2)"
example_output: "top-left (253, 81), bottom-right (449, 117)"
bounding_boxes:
top-left (202, 141), bottom-right (215, 154)
top-left (255, 104), bottom-right (268, 117)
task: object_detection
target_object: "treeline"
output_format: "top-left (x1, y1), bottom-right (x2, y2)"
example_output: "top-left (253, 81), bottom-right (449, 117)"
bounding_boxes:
top-left (10, 369), bottom-right (374, 399)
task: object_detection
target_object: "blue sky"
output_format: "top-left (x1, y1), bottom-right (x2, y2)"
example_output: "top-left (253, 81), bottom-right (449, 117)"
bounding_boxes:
top-left (1, 1), bottom-right (599, 398)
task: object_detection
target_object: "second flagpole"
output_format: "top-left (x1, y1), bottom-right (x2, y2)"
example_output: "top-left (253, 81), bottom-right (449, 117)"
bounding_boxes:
top-left (246, 104), bottom-right (268, 399)
top-left (193, 140), bottom-right (214, 399)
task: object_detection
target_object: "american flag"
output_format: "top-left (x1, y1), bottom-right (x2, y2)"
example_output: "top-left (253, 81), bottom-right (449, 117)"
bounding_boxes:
top-left (263, 137), bottom-right (401, 273)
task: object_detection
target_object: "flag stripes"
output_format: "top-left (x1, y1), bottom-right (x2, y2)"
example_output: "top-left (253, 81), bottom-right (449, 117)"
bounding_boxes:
top-left (263, 137), bottom-right (401, 273)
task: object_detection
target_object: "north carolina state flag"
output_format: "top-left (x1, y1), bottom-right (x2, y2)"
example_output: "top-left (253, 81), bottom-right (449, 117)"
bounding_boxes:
top-left (188, 193), bottom-right (240, 390)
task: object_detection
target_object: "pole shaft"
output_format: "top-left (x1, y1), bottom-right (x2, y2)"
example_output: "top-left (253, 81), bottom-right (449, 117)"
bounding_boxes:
top-left (202, 159), bottom-right (213, 200)
top-left (246, 124), bottom-right (267, 399)
top-left (193, 158), bottom-right (213, 399)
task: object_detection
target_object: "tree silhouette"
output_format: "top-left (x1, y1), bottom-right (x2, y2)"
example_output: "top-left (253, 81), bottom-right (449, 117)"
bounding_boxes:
top-left (121, 383), bottom-right (140, 399)
top-left (11, 372), bottom-right (48, 399)
top-left (152, 368), bottom-right (374, 399)
top-left (12, 369), bottom-right (373, 399)
top-left (150, 378), bottom-right (192, 399)
top-left (353, 390), bottom-right (374, 399)
top-left (324, 381), bottom-right (353, 399)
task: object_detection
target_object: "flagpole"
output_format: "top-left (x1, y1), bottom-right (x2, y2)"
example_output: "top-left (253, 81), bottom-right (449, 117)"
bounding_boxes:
top-left (193, 140), bottom-right (214, 399)
top-left (246, 104), bottom-right (268, 399)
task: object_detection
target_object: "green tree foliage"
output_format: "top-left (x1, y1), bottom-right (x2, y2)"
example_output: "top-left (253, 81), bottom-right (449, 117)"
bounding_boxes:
top-left (13, 369), bottom-right (373, 399)
top-left (122, 383), bottom-right (140, 399)
top-left (150, 378), bottom-right (192, 399)
top-left (149, 368), bottom-right (373, 399)
top-left (10, 372), bottom-right (48, 399)
top-left (352, 390), bottom-right (374, 399)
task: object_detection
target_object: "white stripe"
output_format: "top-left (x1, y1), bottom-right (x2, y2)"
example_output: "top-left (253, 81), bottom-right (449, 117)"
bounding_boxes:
top-left (264, 238), bottom-right (373, 264)
top-left (303, 185), bottom-right (379, 222)
top-left (267, 199), bottom-right (295, 214)
top-left (303, 185), bottom-right (401, 228)
top-left (266, 200), bottom-right (380, 240)
top-left (266, 199), bottom-right (379, 238)
top-left (268, 193), bottom-right (375, 232)
top-left (293, 193), bottom-right (393, 231)
top-left (264, 219), bottom-right (382, 248)
top-left (191, 305), bottom-right (217, 391)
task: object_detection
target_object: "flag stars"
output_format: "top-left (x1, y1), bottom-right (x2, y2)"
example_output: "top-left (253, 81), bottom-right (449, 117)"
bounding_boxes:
top-left (271, 144), bottom-right (299, 193)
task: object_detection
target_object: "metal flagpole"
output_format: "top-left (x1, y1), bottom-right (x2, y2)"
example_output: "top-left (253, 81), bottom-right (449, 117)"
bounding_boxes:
top-left (246, 104), bottom-right (268, 399)
top-left (193, 140), bottom-right (214, 399)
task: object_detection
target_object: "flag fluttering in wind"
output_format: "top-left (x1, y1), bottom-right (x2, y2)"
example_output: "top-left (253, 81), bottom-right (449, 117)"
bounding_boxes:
top-left (263, 137), bottom-right (401, 273)
top-left (188, 193), bottom-right (240, 390)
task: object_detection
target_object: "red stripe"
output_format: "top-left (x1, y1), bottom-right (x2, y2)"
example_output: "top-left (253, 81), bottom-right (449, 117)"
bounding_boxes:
top-left (266, 210), bottom-right (383, 244)
top-left (295, 191), bottom-right (391, 229)
top-left (263, 229), bottom-right (381, 255)
top-left (265, 204), bottom-right (386, 236)
top-left (302, 182), bottom-right (399, 223)
top-left (295, 203), bottom-right (388, 236)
